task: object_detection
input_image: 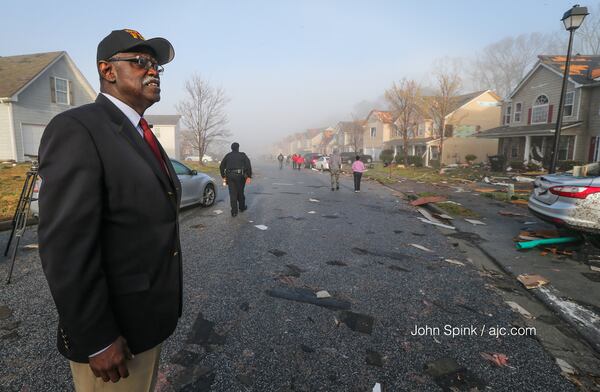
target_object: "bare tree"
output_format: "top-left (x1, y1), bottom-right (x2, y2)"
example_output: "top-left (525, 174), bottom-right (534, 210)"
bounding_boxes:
top-left (426, 67), bottom-right (462, 171)
top-left (346, 114), bottom-right (365, 153)
top-left (385, 78), bottom-right (422, 166)
top-left (176, 74), bottom-right (231, 164)
top-left (576, 2), bottom-right (600, 54)
top-left (470, 33), bottom-right (562, 98)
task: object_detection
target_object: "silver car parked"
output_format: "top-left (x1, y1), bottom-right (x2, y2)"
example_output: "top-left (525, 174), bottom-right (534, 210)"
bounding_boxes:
top-left (529, 166), bottom-right (600, 245)
top-left (30, 159), bottom-right (216, 216)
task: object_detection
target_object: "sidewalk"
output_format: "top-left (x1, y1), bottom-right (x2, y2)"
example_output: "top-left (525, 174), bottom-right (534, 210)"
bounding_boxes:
top-left (379, 175), bottom-right (600, 355)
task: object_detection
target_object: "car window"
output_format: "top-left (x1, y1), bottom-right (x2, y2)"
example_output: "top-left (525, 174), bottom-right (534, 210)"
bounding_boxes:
top-left (171, 160), bottom-right (191, 176)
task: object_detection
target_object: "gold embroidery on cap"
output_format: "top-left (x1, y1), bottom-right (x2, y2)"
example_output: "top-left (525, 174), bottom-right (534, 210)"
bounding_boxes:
top-left (124, 29), bottom-right (145, 40)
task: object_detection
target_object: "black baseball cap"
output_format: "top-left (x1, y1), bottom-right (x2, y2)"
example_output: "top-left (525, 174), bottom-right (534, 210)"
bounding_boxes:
top-left (97, 29), bottom-right (175, 65)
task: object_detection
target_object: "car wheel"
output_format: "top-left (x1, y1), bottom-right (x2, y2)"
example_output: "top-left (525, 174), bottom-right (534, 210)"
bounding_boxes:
top-left (201, 183), bottom-right (215, 207)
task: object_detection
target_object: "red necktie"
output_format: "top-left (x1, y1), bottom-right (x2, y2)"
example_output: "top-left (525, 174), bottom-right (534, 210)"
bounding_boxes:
top-left (139, 118), bottom-right (169, 176)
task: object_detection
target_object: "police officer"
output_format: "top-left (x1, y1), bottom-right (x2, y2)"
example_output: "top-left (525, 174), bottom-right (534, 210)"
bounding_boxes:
top-left (220, 142), bottom-right (252, 217)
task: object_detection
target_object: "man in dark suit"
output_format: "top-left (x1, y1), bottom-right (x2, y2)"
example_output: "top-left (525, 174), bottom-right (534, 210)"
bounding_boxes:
top-left (38, 29), bottom-right (181, 391)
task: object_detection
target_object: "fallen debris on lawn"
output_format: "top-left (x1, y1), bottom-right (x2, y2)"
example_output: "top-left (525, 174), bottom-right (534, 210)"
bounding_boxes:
top-left (517, 274), bottom-right (550, 289)
top-left (516, 236), bottom-right (579, 250)
top-left (465, 219), bottom-right (486, 226)
top-left (417, 217), bottom-right (456, 230)
top-left (409, 196), bottom-right (447, 206)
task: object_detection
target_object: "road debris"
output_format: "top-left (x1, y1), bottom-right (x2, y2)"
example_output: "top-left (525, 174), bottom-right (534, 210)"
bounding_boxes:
top-left (514, 176), bottom-right (536, 183)
top-left (556, 358), bottom-right (576, 375)
top-left (316, 290), bottom-right (331, 299)
top-left (424, 358), bottom-right (485, 391)
top-left (409, 196), bottom-right (447, 206)
top-left (505, 301), bottom-right (533, 319)
top-left (254, 225), bottom-right (268, 230)
top-left (516, 236), bottom-right (579, 250)
top-left (498, 210), bottom-right (528, 217)
top-left (435, 214), bottom-right (454, 220)
top-left (480, 352), bottom-right (511, 368)
top-left (410, 244), bottom-right (433, 252)
top-left (309, 198), bottom-right (320, 203)
top-left (445, 259), bottom-right (465, 266)
top-left (266, 287), bottom-right (351, 310)
top-left (214, 209), bottom-right (223, 215)
top-left (417, 217), bottom-right (456, 230)
top-left (22, 244), bottom-right (39, 250)
top-left (268, 249), bottom-right (287, 257)
top-left (372, 383), bottom-right (383, 392)
top-left (517, 274), bottom-right (549, 289)
top-left (338, 310), bottom-right (375, 334)
top-left (465, 219), bottom-right (486, 225)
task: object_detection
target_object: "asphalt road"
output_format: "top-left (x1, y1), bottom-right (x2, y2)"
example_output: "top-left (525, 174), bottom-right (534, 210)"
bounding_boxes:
top-left (0, 162), bottom-right (576, 391)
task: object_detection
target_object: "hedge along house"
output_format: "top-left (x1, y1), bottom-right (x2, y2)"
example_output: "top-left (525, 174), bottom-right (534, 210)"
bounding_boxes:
top-left (478, 55), bottom-right (600, 166)
top-left (0, 51), bottom-right (96, 162)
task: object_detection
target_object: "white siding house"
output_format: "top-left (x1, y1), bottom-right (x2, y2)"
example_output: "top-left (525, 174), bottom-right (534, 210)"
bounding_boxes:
top-left (145, 115), bottom-right (182, 159)
top-left (0, 51), bottom-right (96, 162)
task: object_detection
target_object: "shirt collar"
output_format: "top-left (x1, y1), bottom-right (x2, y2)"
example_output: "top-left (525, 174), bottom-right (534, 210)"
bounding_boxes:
top-left (101, 93), bottom-right (142, 129)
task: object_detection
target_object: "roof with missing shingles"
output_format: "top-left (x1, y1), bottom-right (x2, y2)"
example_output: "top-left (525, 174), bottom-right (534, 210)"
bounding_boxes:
top-left (539, 55), bottom-right (600, 85)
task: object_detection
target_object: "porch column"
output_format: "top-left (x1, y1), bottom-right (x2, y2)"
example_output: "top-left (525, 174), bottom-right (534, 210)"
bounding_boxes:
top-left (524, 136), bottom-right (531, 163)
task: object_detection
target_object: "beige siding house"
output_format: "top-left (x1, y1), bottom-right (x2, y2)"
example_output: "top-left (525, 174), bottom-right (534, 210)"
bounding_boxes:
top-left (0, 51), bottom-right (96, 162)
top-left (425, 90), bottom-right (502, 166)
top-left (363, 110), bottom-right (395, 159)
top-left (479, 55), bottom-right (600, 165)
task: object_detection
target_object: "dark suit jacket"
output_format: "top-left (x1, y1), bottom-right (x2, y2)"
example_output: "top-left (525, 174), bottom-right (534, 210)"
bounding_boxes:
top-left (38, 94), bottom-right (182, 363)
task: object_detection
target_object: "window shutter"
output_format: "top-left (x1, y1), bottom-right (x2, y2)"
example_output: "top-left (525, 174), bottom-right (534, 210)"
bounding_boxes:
top-left (589, 137), bottom-right (597, 162)
top-left (527, 108), bottom-right (532, 125)
top-left (50, 77), bottom-right (56, 103)
top-left (68, 80), bottom-right (74, 105)
top-left (502, 114), bottom-right (505, 125)
top-left (547, 105), bottom-right (553, 123)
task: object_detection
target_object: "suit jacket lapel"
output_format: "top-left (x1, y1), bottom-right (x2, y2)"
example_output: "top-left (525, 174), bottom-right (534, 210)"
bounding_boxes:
top-left (96, 95), bottom-right (177, 210)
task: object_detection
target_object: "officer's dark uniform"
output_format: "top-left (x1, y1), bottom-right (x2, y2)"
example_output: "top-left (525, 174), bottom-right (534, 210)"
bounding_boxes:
top-left (220, 143), bottom-right (252, 217)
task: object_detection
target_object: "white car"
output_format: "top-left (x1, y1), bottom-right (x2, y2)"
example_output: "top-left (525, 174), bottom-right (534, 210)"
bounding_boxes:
top-left (314, 156), bottom-right (330, 171)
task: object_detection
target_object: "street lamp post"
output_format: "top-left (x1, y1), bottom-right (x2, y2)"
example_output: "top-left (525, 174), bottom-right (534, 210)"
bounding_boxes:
top-left (549, 4), bottom-right (588, 174)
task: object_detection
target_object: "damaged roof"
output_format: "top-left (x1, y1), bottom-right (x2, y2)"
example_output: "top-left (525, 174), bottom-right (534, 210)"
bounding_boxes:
top-left (0, 51), bottom-right (64, 98)
top-left (476, 121), bottom-right (583, 138)
top-left (366, 110), bottom-right (394, 124)
top-left (539, 55), bottom-right (600, 85)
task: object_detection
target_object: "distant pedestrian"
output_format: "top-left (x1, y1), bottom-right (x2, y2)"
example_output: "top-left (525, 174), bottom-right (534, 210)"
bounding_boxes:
top-left (277, 153), bottom-right (284, 169)
top-left (285, 155), bottom-right (291, 166)
top-left (220, 142), bottom-right (252, 217)
top-left (329, 149), bottom-right (342, 191)
top-left (351, 155), bottom-right (366, 192)
top-left (296, 155), bottom-right (304, 170)
top-left (292, 154), bottom-right (297, 169)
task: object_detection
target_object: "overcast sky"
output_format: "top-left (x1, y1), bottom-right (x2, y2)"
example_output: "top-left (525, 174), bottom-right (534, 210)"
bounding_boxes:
top-left (1, 0), bottom-right (587, 155)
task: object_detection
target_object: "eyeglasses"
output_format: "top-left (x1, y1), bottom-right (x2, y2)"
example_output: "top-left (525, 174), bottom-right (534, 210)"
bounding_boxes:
top-left (107, 56), bottom-right (164, 74)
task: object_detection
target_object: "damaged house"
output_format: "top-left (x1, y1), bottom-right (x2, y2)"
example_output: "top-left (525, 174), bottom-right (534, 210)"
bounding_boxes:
top-left (478, 55), bottom-right (600, 166)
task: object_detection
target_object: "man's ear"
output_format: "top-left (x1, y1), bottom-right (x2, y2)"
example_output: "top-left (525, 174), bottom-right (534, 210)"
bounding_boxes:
top-left (98, 62), bottom-right (116, 83)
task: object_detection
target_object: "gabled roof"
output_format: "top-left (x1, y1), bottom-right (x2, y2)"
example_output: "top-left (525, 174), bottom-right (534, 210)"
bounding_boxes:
top-left (306, 128), bottom-right (324, 138)
top-left (145, 115), bottom-right (181, 125)
top-left (448, 90), bottom-right (491, 113)
top-left (366, 110), bottom-right (394, 124)
top-left (0, 51), bottom-right (64, 98)
top-left (539, 55), bottom-right (600, 85)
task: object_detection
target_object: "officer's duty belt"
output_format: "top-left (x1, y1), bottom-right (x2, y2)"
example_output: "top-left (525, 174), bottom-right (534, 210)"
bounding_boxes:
top-left (226, 169), bottom-right (244, 174)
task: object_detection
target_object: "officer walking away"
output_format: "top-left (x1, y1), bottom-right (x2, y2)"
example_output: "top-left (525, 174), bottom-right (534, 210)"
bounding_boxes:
top-left (220, 142), bottom-right (252, 217)
top-left (277, 153), bottom-right (284, 169)
top-left (329, 148), bottom-right (342, 191)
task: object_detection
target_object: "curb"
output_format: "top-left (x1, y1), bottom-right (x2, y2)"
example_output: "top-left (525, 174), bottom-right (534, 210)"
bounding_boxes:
top-left (383, 181), bottom-right (600, 356)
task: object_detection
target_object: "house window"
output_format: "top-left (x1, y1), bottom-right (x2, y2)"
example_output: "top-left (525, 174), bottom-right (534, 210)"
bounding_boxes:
top-left (531, 95), bottom-right (549, 124)
top-left (564, 91), bottom-right (574, 117)
top-left (558, 135), bottom-right (575, 160)
top-left (55, 77), bottom-right (69, 105)
top-left (514, 102), bottom-right (522, 122)
top-left (504, 105), bottom-right (512, 124)
top-left (370, 127), bottom-right (376, 138)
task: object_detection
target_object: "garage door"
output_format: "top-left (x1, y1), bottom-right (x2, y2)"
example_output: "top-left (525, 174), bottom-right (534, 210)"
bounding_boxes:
top-left (21, 124), bottom-right (46, 158)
